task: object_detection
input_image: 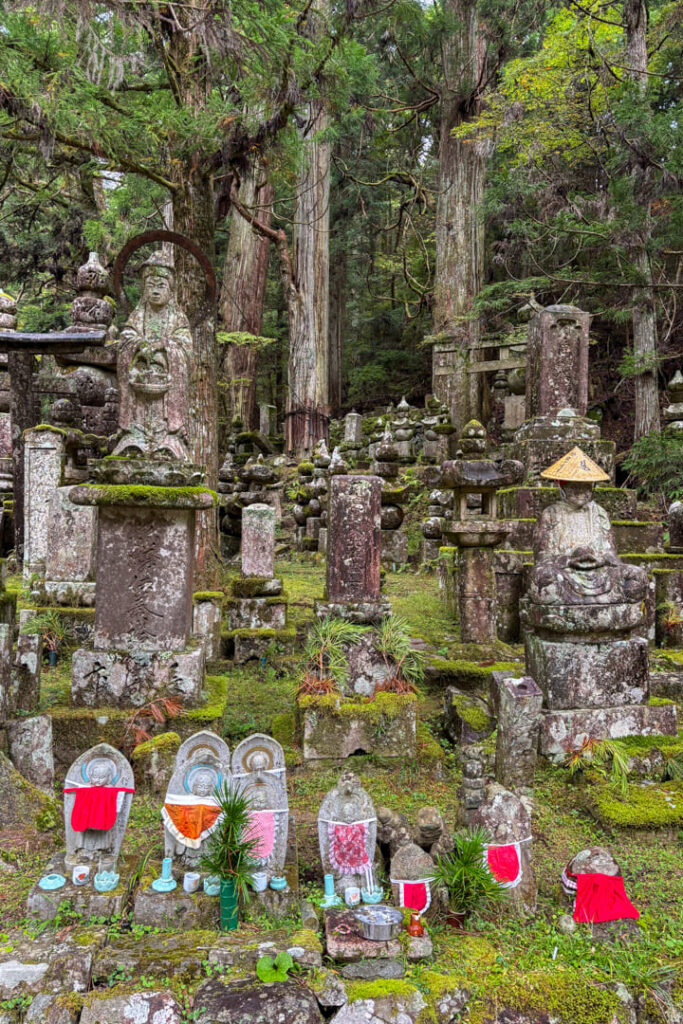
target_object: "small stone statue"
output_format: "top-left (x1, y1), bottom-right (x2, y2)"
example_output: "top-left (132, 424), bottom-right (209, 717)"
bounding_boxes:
top-left (114, 252), bottom-right (194, 461)
top-left (162, 731), bottom-right (231, 868)
top-left (232, 735), bottom-right (288, 881)
top-left (318, 771), bottom-right (377, 894)
top-left (63, 743), bottom-right (134, 868)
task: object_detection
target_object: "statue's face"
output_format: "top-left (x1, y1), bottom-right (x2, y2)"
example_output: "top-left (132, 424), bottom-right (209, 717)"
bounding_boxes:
top-left (143, 271), bottom-right (172, 309)
top-left (191, 771), bottom-right (215, 798)
top-left (89, 761), bottom-right (113, 787)
top-left (560, 482), bottom-right (594, 509)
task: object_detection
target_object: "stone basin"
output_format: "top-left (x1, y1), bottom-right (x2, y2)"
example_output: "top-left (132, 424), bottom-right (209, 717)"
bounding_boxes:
top-left (443, 520), bottom-right (513, 548)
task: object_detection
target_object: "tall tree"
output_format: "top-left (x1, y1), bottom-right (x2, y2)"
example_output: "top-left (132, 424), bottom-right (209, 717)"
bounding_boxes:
top-left (220, 159), bottom-right (274, 436)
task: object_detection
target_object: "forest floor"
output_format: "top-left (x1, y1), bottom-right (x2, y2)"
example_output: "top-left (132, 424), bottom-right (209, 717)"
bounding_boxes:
top-left (1, 558), bottom-right (682, 1022)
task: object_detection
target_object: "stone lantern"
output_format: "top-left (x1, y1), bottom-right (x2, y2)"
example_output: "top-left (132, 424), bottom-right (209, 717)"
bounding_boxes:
top-left (440, 421), bottom-right (523, 642)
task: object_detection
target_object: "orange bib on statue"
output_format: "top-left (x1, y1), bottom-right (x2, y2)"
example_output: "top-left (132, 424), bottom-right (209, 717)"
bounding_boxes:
top-left (162, 796), bottom-right (222, 849)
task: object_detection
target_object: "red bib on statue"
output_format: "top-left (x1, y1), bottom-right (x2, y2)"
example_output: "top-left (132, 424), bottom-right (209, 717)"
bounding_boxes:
top-left (65, 787), bottom-right (134, 833)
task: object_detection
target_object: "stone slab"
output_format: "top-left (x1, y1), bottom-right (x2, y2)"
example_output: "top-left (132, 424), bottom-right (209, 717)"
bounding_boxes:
top-left (226, 598), bottom-right (287, 630)
top-left (80, 990), bottom-right (182, 1024)
top-left (539, 703), bottom-right (678, 761)
top-left (0, 932), bottom-right (92, 1000)
top-left (45, 486), bottom-right (97, 583)
top-left (314, 600), bottom-right (391, 625)
top-left (612, 521), bottom-right (665, 555)
top-left (207, 933), bottom-right (322, 971)
top-left (132, 885), bottom-right (219, 930)
top-left (71, 644), bottom-right (205, 708)
top-left (43, 581), bottom-right (96, 607)
top-left (324, 908), bottom-right (432, 963)
top-left (23, 430), bottom-right (65, 576)
top-left (326, 475), bottom-right (382, 604)
top-left (93, 505), bottom-right (196, 652)
top-left (381, 529), bottom-right (408, 566)
top-left (26, 854), bottom-right (128, 922)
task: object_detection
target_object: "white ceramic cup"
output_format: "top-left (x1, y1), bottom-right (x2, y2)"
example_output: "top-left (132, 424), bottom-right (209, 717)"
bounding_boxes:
top-left (72, 865), bottom-right (90, 886)
top-left (252, 872), bottom-right (269, 892)
top-left (344, 886), bottom-right (361, 907)
top-left (183, 871), bottom-right (201, 894)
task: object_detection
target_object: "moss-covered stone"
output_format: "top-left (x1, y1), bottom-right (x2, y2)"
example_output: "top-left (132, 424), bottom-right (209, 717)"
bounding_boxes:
top-left (584, 780), bottom-right (683, 829)
top-left (346, 978), bottom-right (420, 1003)
top-left (184, 674), bottom-right (228, 723)
top-left (193, 591), bottom-right (225, 603)
top-left (427, 658), bottom-right (521, 689)
top-left (299, 692), bottom-right (418, 760)
top-left (449, 691), bottom-right (493, 734)
top-left (72, 483), bottom-right (217, 508)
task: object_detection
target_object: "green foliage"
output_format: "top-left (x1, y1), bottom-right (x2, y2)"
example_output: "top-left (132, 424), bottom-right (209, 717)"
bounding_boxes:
top-left (199, 782), bottom-right (258, 903)
top-left (256, 951), bottom-right (294, 983)
top-left (217, 332), bottom-right (276, 350)
top-left (623, 430), bottom-right (683, 502)
top-left (302, 617), bottom-right (367, 688)
top-left (20, 609), bottom-right (74, 652)
top-left (376, 615), bottom-right (425, 688)
top-left (565, 737), bottom-right (630, 797)
top-left (433, 826), bottom-right (508, 918)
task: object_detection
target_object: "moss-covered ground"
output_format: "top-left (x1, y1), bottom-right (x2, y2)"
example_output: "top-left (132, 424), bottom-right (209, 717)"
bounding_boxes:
top-left (1, 558), bottom-right (682, 1021)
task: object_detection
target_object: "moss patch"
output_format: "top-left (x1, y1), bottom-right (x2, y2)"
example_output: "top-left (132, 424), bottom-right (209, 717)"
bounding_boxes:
top-left (74, 484), bottom-right (217, 507)
top-left (449, 691), bottom-right (493, 733)
top-left (193, 591), bottom-right (225, 603)
top-left (346, 978), bottom-right (419, 1003)
top-left (131, 731), bottom-right (181, 760)
top-left (584, 780), bottom-right (683, 829)
top-left (184, 674), bottom-right (228, 722)
top-left (428, 658), bottom-right (520, 687)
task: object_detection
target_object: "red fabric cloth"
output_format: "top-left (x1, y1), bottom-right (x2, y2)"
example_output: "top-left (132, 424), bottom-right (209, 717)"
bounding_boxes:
top-left (329, 822), bottom-right (369, 873)
top-left (64, 787), bottom-right (134, 833)
top-left (487, 844), bottom-right (520, 885)
top-left (573, 873), bottom-right (639, 924)
top-left (402, 881), bottom-right (429, 913)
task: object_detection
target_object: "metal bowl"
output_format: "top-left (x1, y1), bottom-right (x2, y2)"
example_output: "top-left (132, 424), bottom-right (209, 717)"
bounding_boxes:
top-left (353, 905), bottom-right (404, 941)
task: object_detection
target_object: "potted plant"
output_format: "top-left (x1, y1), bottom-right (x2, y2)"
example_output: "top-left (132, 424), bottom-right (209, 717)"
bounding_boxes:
top-left (21, 610), bottom-right (72, 668)
top-left (433, 826), bottom-right (507, 929)
top-left (199, 781), bottom-right (259, 931)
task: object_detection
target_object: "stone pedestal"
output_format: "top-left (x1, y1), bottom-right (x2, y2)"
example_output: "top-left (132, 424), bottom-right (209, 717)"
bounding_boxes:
top-left (324, 908), bottom-right (432, 970)
top-left (69, 481), bottom-right (214, 707)
top-left (23, 428), bottom-right (66, 577)
top-left (524, 628), bottom-right (648, 710)
top-left (539, 703), bottom-right (678, 762)
top-left (27, 853), bottom-right (129, 922)
top-left (300, 693), bottom-right (417, 760)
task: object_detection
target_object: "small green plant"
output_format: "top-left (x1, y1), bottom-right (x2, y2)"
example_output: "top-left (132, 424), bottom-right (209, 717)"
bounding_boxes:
top-left (199, 782), bottom-right (259, 904)
top-left (375, 615), bottom-right (425, 693)
top-left (299, 617), bottom-right (366, 695)
top-left (20, 609), bottom-right (73, 654)
top-left (256, 951), bottom-right (294, 982)
top-left (433, 826), bottom-right (508, 920)
top-left (565, 738), bottom-right (630, 796)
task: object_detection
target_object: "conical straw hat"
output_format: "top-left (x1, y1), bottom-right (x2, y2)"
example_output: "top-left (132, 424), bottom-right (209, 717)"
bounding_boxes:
top-left (540, 446), bottom-right (610, 483)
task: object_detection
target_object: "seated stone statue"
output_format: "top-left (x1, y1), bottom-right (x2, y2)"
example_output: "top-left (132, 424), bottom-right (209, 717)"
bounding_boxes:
top-left (63, 743), bottom-right (135, 867)
top-left (318, 771), bottom-right (377, 894)
top-left (162, 732), bottom-right (231, 868)
top-left (527, 447), bottom-right (647, 609)
top-left (114, 252), bottom-right (193, 461)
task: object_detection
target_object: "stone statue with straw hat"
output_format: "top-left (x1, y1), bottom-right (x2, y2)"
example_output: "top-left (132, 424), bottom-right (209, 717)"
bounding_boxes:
top-left (526, 446), bottom-right (648, 608)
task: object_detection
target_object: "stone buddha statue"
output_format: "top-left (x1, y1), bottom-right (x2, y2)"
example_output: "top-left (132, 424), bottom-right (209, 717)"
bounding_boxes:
top-left (114, 253), bottom-right (193, 461)
top-left (527, 447), bottom-right (648, 608)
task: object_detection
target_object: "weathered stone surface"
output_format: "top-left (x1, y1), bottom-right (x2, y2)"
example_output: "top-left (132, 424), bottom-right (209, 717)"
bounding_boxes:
top-left (13, 633), bottom-right (41, 714)
top-left (612, 521), bottom-right (664, 555)
top-left (131, 732), bottom-right (180, 794)
top-left (7, 714), bottom-right (54, 792)
top-left (92, 930), bottom-right (212, 985)
top-left (0, 933), bottom-right (92, 999)
top-left (206, 932), bottom-right (322, 972)
top-left (526, 305), bottom-right (589, 418)
top-left (330, 986), bottom-right (427, 1024)
top-left (390, 841), bottom-right (441, 917)
top-left (540, 703), bottom-right (678, 761)
top-left (45, 486), bottom-right (97, 584)
top-left (325, 909), bottom-right (432, 964)
top-left (193, 595), bottom-right (223, 661)
top-left (469, 783), bottom-right (536, 913)
top-left (669, 500), bottom-right (683, 552)
top-left (242, 503), bottom-right (275, 578)
top-left (71, 645), bottom-right (205, 708)
top-left (458, 546), bottom-right (498, 643)
top-left (344, 411), bottom-right (363, 444)
top-left (526, 634), bottom-right (649, 710)
top-left (341, 959), bottom-right (405, 980)
top-left (24, 993), bottom-right (78, 1024)
top-left (132, 885), bottom-right (218, 930)
top-left (381, 529), bottom-right (408, 566)
top-left (23, 428), bottom-right (65, 575)
top-left (80, 990), bottom-right (182, 1024)
top-left (318, 772), bottom-right (377, 894)
top-left (345, 634), bottom-right (390, 696)
top-left (491, 673), bottom-right (542, 791)
top-left (93, 506), bottom-right (196, 652)
top-left (310, 968), bottom-right (348, 1008)
top-left (227, 597), bottom-right (287, 630)
top-left (654, 570), bottom-right (683, 647)
top-left (0, 751), bottom-right (57, 834)
top-left (194, 979), bottom-right (323, 1024)
top-left (327, 476), bottom-right (382, 604)
top-left (444, 688), bottom-right (494, 744)
top-left (63, 742), bottom-right (133, 868)
top-left (232, 733), bottom-right (289, 882)
top-left (302, 694), bottom-right (417, 760)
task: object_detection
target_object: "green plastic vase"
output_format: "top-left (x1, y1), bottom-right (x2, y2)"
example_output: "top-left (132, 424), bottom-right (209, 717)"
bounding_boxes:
top-left (220, 878), bottom-right (238, 931)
